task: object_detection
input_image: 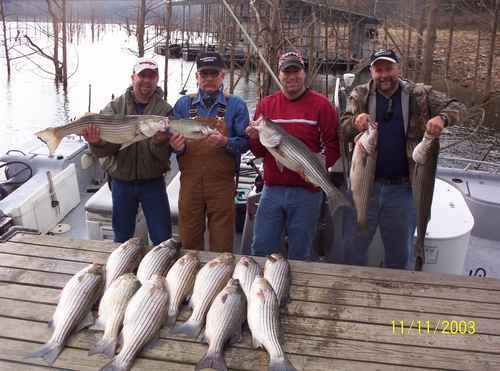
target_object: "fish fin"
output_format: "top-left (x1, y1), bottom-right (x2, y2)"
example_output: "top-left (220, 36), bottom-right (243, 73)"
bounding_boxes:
top-left (326, 188), bottom-right (352, 216)
top-left (88, 337), bottom-right (118, 358)
top-left (165, 311), bottom-right (178, 328)
top-left (35, 127), bottom-right (62, 156)
top-left (251, 336), bottom-right (262, 349)
top-left (269, 356), bottom-right (297, 371)
top-left (75, 311), bottom-right (95, 332)
top-left (276, 160), bottom-right (284, 172)
top-left (195, 350), bottom-right (228, 371)
top-left (26, 342), bottom-right (63, 366)
top-left (228, 330), bottom-right (241, 346)
top-left (99, 358), bottom-right (128, 371)
top-left (48, 319), bottom-right (54, 329)
top-left (171, 319), bottom-right (203, 338)
top-left (143, 335), bottom-right (161, 352)
top-left (90, 318), bottom-right (105, 331)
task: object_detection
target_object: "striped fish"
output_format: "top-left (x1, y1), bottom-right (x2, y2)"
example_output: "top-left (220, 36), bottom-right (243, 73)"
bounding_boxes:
top-left (172, 253), bottom-right (234, 338)
top-left (349, 121), bottom-right (378, 229)
top-left (412, 133), bottom-right (439, 271)
top-left (253, 116), bottom-right (351, 215)
top-left (195, 279), bottom-right (246, 371)
top-left (232, 256), bottom-right (262, 301)
top-left (100, 274), bottom-right (169, 371)
top-left (248, 277), bottom-right (296, 371)
top-left (105, 237), bottom-right (143, 290)
top-left (35, 114), bottom-right (227, 155)
top-left (89, 273), bottom-right (140, 358)
top-left (136, 239), bottom-right (179, 285)
top-left (165, 252), bottom-right (200, 327)
top-left (264, 254), bottom-right (290, 307)
top-left (26, 263), bottom-right (103, 366)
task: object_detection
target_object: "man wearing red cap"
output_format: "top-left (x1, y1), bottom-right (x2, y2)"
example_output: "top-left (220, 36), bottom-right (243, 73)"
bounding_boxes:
top-left (246, 51), bottom-right (340, 261)
top-left (82, 57), bottom-right (183, 245)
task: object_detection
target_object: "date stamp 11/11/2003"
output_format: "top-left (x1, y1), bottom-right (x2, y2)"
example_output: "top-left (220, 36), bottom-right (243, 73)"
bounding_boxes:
top-left (391, 320), bottom-right (476, 336)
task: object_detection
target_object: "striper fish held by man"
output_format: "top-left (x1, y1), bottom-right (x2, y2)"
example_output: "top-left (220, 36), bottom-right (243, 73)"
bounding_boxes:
top-left (350, 121), bottom-right (378, 229)
top-left (264, 253), bottom-right (291, 307)
top-left (173, 253), bottom-right (234, 338)
top-left (136, 238), bottom-right (179, 285)
top-left (26, 263), bottom-right (103, 366)
top-left (165, 252), bottom-right (200, 327)
top-left (412, 132), bottom-right (439, 271)
top-left (195, 279), bottom-right (246, 371)
top-left (253, 116), bottom-right (350, 215)
top-left (105, 237), bottom-right (143, 290)
top-left (100, 274), bottom-right (169, 371)
top-left (35, 114), bottom-right (226, 155)
top-left (89, 273), bottom-right (140, 358)
top-left (248, 276), bottom-right (296, 371)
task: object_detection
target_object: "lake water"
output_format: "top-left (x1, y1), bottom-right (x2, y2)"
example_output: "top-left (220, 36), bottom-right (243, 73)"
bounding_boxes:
top-left (1, 22), bottom-right (499, 172)
top-left (0, 23), bottom-right (260, 151)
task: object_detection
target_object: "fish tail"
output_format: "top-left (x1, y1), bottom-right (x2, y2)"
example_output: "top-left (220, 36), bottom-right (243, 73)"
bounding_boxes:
top-left (195, 350), bottom-right (228, 371)
top-left (269, 356), bottom-right (297, 371)
top-left (99, 358), bottom-right (128, 371)
top-left (25, 342), bottom-right (63, 366)
top-left (171, 318), bottom-right (203, 338)
top-left (88, 336), bottom-right (118, 358)
top-left (326, 189), bottom-right (351, 216)
top-left (35, 127), bottom-right (62, 155)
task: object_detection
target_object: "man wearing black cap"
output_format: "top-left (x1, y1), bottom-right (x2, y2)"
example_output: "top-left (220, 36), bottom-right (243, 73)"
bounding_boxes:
top-left (245, 51), bottom-right (340, 261)
top-left (172, 51), bottom-right (250, 252)
top-left (340, 48), bottom-right (466, 269)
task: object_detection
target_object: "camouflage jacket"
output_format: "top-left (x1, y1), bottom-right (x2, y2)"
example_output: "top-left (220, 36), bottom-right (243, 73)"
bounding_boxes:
top-left (340, 79), bottom-right (466, 183)
top-left (89, 86), bottom-right (173, 181)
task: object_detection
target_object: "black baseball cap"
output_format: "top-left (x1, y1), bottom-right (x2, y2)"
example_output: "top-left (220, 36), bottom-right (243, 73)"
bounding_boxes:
top-left (278, 51), bottom-right (305, 71)
top-left (370, 49), bottom-right (400, 66)
top-left (196, 52), bottom-right (224, 72)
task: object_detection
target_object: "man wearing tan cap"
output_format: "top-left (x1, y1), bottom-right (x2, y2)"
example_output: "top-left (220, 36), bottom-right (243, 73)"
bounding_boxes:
top-left (82, 57), bottom-right (183, 245)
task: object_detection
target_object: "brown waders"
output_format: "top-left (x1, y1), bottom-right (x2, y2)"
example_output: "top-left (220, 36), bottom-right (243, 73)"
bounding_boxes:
top-left (178, 95), bottom-right (236, 252)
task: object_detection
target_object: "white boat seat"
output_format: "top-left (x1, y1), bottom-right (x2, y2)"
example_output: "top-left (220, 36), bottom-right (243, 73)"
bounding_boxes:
top-left (85, 183), bottom-right (113, 218)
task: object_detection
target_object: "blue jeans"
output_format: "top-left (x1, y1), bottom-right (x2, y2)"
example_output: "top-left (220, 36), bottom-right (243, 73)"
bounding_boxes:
top-left (343, 182), bottom-right (416, 269)
top-left (111, 177), bottom-right (172, 245)
top-left (251, 185), bottom-right (323, 261)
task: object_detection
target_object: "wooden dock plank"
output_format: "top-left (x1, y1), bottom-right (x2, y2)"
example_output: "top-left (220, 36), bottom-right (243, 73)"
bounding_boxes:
top-left (1, 286), bottom-right (499, 356)
top-left (0, 360), bottom-right (65, 371)
top-left (1, 234), bottom-right (499, 370)
top-left (11, 233), bottom-right (500, 292)
top-left (0, 316), bottom-right (491, 370)
top-left (0, 242), bottom-right (500, 304)
top-left (2, 254), bottom-right (500, 320)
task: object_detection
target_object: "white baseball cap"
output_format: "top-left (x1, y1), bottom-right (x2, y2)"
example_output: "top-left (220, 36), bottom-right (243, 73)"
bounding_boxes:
top-left (133, 58), bottom-right (158, 74)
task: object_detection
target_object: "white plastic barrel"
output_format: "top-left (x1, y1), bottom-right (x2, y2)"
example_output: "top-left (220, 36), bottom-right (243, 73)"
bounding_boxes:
top-left (418, 178), bottom-right (474, 275)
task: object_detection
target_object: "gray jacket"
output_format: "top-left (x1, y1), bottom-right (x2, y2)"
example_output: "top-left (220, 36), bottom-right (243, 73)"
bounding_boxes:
top-left (90, 86), bottom-right (173, 181)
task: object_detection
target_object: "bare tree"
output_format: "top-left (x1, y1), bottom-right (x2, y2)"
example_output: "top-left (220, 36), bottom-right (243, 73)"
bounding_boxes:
top-left (421, 0), bottom-right (439, 84)
top-left (484, 0), bottom-right (499, 99)
top-left (0, 0), bottom-right (11, 78)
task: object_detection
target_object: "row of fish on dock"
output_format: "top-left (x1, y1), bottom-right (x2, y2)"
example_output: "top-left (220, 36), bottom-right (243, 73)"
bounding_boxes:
top-left (26, 237), bottom-right (297, 371)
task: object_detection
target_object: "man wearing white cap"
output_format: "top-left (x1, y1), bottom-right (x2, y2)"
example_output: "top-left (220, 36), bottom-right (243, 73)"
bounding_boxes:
top-left (340, 48), bottom-right (466, 270)
top-left (82, 57), bottom-right (183, 245)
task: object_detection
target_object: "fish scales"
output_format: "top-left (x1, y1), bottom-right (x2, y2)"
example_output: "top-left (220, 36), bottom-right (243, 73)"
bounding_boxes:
top-left (100, 275), bottom-right (169, 371)
top-left (27, 264), bottom-right (103, 366)
top-left (264, 254), bottom-right (290, 307)
top-left (248, 277), bottom-right (296, 371)
top-left (412, 133), bottom-right (440, 270)
top-left (165, 252), bottom-right (199, 327)
top-left (173, 253), bottom-right (234, 338)
top-left (137, 239), bottom-right (178, 285)
top-left (105, 238), bottom-right (143, 289)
